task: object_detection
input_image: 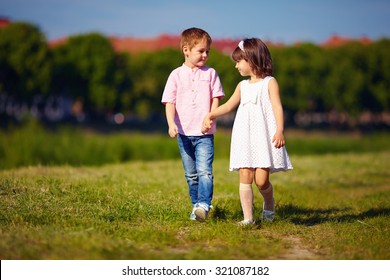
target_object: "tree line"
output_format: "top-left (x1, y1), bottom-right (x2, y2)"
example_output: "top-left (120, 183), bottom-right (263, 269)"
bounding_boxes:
top-left (1, 22), bottom-right (389, 128)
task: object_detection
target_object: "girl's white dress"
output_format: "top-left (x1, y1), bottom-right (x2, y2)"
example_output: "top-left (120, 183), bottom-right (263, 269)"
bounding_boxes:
top-left (230, 76), bottom-right (293, 173)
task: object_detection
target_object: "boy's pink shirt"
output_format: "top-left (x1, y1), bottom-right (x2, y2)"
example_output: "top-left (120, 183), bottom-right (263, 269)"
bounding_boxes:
top-left (162, 64), bottom-right (225, 136)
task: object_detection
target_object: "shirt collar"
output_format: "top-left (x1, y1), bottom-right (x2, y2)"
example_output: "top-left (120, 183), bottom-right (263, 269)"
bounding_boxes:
top-left (182, 63), bottom-right (206, 72)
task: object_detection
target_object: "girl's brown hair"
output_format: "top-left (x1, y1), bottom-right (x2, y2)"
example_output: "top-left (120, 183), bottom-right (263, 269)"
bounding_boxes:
top-left (180, 27), bottom-right (212, 54)
top-left (232, 38), bottom-right (273, 78)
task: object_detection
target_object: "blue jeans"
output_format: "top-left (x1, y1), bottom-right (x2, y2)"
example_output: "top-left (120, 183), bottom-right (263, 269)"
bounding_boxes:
top-left (177, 134), bottom-right (214, 208)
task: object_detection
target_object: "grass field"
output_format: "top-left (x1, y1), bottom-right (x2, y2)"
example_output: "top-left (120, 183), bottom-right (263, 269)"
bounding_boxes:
top-left (1, 128), bottom-right (389, 259)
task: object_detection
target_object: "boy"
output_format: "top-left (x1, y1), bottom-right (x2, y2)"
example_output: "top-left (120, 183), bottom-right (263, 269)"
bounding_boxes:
top-left (161, 27), bottom-right (224, 222)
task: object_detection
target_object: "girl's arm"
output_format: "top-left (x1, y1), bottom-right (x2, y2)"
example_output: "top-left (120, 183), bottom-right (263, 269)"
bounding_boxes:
top-left (202, 83), bottom-right (241, 133)
top-left (268, 78), bottom-right (286, 148)
top-left (165, 103), bottom-right (178, 138)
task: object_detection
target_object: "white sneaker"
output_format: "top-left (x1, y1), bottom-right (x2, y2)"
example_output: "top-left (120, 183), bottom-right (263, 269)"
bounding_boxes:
top-left (190, 208), bottom-right (196, 220)
top-left (194, 203), bottom-right (209, 222)
top-left (262, 210), bottom-right (274, 222)
top-left (238, 219), bottom-right (256, 226)
top-left (262, 199), bottom-right (275, 222)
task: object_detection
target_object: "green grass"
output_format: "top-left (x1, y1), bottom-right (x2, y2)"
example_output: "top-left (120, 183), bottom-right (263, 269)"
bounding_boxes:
top-left (1, 150), bottom-right (389, 259)
top-left (1, 120), bottom-right (390, 169)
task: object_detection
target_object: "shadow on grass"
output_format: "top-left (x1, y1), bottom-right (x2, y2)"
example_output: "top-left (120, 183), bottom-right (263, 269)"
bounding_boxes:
top-left (208, 198), bottom-right (390, 226)
top-left (277, 203), bottom-right (390, 226)
top-left (212, 204), bottom-right (242, 221)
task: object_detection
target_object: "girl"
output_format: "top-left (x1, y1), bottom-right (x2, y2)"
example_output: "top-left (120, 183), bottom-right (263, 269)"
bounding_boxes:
top-left (202, 38), bottom-right (292, 225)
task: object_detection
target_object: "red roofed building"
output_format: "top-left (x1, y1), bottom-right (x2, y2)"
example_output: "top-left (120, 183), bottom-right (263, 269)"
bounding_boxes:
top-left (110, 34), bottom-right (180, 53)
top-left (321, 35), bottom-right (372, 48)
top-left (0, 17), bottom-right (11, 28)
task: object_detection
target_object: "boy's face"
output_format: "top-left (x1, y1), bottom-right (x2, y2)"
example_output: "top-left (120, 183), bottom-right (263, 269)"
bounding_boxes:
top-left (183, 39), bottom-right (210, 68)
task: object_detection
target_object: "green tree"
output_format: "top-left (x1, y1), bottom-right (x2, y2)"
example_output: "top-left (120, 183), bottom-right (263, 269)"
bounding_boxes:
top-left (129, 48), bottom-right (182, 119)
top-left (275, 44), bottom-right (330, 115)
top-left (366, 39), bottom-right (390, 112)
top-left (207, 48), bottom-right (241, 101)
top-left (51, 33), bottom-right (125, 113)
top-left (0, 22), bottom-right (51, 101)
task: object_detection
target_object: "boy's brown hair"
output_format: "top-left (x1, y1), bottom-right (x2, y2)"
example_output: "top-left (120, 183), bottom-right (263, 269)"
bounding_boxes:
top-left (180, 27), bottom-right (212, 54)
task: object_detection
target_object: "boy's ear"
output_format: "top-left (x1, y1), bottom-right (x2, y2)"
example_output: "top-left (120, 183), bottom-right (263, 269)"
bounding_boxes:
top-left (182, 45), bottom-right (189, 55)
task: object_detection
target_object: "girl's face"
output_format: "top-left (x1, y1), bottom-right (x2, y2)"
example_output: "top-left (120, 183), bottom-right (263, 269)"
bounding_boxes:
top-left (183, 39), bottom-right (210, 68)
top-left (235, 59), bottom-right (253, 77)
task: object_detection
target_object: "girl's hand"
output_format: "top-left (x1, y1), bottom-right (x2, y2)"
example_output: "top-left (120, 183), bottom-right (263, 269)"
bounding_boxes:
top-left (272, 131), bottom-right (285, 148)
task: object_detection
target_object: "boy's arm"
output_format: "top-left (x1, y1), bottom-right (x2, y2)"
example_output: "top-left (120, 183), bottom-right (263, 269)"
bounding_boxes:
top-left (210, 97), bottom-right (220, 111)
top-left (203, 97), bottom-right (221, 133)
top-left (165, 103), bottom-right (178, 138)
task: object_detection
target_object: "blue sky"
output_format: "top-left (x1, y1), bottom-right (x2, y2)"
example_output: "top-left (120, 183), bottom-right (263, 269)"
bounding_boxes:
top-left (1, 0), bottom-right (389, 43)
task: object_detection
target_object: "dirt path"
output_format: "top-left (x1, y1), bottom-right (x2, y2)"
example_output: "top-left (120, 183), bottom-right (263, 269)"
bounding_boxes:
top-left (277, 235), bottom-right (320, 259)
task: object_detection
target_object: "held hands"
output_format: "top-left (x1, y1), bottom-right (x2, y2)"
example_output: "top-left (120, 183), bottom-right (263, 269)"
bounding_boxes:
top-left (201, 114), bottom-right (213, 134)
top-left (272, 130), bottom-right (286, 148)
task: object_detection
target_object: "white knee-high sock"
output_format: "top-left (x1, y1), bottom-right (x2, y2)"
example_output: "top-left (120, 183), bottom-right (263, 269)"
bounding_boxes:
top-left (239, 183), bottom-right (253, 221)
top-left (259, 183), bottom-right (274, 212)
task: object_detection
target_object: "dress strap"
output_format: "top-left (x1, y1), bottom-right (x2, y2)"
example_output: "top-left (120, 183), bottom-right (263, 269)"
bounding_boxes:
top-left (260, 76), bottom-right (274, 95)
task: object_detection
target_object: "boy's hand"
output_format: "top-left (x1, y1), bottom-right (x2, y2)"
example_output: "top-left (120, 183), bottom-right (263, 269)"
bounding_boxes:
top-left (201, 115), bottom-right (213, 134)
top-left (168, 125), bottom-right (179, 138)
